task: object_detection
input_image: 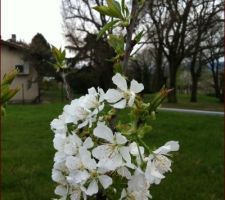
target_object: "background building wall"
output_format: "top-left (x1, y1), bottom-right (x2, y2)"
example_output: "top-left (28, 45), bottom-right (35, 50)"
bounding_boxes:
top-left (1, 44), bottom-right (39, 102)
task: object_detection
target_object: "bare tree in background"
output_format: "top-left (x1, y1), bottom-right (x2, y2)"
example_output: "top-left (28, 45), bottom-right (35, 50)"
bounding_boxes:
top-left (142, 0), bottom-right (223, 102)
top-left (187, 0), bottom-right (223, 102)
top-left (142, 0), bottom-right (195, 102)
top-left (203, 21), bottom-right (224, 102)
top-left (61, 0), bottom-right (147, 88)
top-left (143, 1), bottom-right (168, 91)
top-left (61, 0), bottom-right (115, 90)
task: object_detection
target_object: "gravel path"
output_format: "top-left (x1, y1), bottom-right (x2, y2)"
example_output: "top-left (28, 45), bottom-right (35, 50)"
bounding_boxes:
top-left (159, 108), bottom-right (224, 116)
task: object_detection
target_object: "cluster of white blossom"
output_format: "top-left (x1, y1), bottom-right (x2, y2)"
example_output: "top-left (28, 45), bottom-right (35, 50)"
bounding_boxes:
top-left (51, 73), bottom-right (179, 200)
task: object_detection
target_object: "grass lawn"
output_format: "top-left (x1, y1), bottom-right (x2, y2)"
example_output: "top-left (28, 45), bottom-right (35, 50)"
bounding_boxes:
top-left (144, 93), bottom-right (224, 112)
top-left (2, 103), bottom-right (224, 200)
top-left (42, 84), bottom-right (224, 112)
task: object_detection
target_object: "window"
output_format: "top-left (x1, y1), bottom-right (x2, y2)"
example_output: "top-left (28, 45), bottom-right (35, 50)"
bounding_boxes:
top-left (15, 63), bottom-right (29, 75)
top-left (15, 65), bottom-right (24, 73)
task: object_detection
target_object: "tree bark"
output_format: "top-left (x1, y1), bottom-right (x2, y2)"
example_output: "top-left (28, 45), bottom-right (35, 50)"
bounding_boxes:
top-left (61, 72), bottom-right (72, 101)
top-left (122, 0), bottom-right (139, 72)
top-left (37, 76), bottom-right (42, 103)
top-left (190, 75), bottom-right (198, 102)
top-left (155, 49), bottom-right (164, 91)
top-left (167, 66), bottom-right (177, 103)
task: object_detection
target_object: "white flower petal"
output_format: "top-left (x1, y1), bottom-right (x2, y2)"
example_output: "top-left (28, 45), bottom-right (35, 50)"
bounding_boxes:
top-left (112, 73), bottom-right (128, 91)
top-left (117, 166), bottom-right (131, 179)
top-left (93, 124), bottom-right (114, 143)
top-left (98, 175), bottom-right (113, 189)
top-left (115, 133), bottom-right (127, 144)
top-left (86, 180), bottom-right (98, 195)
top-left (129, 142), bottom-right (145, 156)
top-left (120, 189), bottom-right (127, 199)
top-left (165, 141), bottom-right (180, 151)
top-left (127, 92), bottom-right (135, 107)
top-left (83, 137), bottom-right (94, 149)
top-left (98, 103), bottom-right (104, 112)
top-left (145, 159), bottom-right (165, 184)
top-left (64, 143), bottom-right (77, 155)
top-left (52, 169), bottom-right (66, 184)
top-left (53, 134), bottom-right (66, 151)
top-left (54, 151), bottom-right (66, 163)
top-left (119, 146), bottom-right (131, 163)
top-left (65, 156), bottom-right (81, 171)
top-left (70, 133), bottom-right (82, 147)
top-left (104, 89), bottom-right (123, 103)
top-left (153, 141), bottom-right (179, 155)
top-left (55, 185), bottom-right (67, 196)
top-left (70, 192), bottom-right (81, 200)
top-left (112, 99), bottom-right (127, 109)
top-left (88, 87), bottom-right (97, 95)
top-left (77, 120), bottom-right (89, 129)
top-left (92, 145), bottom-right (112, 160)
top-left (98, 154), bottom-right (123, 170)
top-left (79, 148), bottom-right (97, 170)
top-left (130, 80), bottom-right (144, 93)
top-left (70, 170), bottom-right (90, 184)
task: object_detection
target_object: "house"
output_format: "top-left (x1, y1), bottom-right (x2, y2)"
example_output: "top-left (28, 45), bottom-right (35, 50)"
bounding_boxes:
top-left (1, 35), bottom-right (39, 103)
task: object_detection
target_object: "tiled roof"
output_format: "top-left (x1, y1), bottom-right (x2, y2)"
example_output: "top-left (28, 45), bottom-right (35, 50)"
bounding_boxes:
top-left (1, 39), bottom-right (29, 51)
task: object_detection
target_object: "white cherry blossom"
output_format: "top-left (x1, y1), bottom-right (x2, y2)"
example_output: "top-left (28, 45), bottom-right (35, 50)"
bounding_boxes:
top-left (81, 170), bottom-right (113, 196)
top-left (51, 76), bottom-right (180, 200)
top-left (129, 142), bottom-right (145, 166)
top-left (62, 87), bottom-right (104, 129)
top-left (145, 141), bottom-right (179, 184)
top-left (51, 113), bottom-right (67, 135)
top-left (120, 172), bottom-right (151, 200)
top-left (92, 124), bottom-right (131, 171)
top-left (104, 73), bottom-right (144, 109)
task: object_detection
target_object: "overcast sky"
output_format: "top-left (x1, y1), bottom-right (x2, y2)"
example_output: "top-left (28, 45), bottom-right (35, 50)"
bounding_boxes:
top-left (1, 0), bottom-right (66, 48)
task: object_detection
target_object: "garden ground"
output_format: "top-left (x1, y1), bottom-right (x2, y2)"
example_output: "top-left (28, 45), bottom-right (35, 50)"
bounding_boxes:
top-left (2, 103), bottom-right (224, 200)
top-left (42, 84), bottom-right (224, 112)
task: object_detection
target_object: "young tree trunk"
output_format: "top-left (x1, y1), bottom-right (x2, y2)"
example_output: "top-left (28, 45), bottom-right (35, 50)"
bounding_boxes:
top-left (37, 76), bottom-right (42, 103)
top-left (211, 60), bottom-right (221, 98)
top-left (122, 0), bottom-right (139, 72)
top-left (167, 61), bottom-right (178, 103)
top-left (155, 49), bottom-right (164, 91)
top-left (61, 72), bottom-right (72, 101)
top-left (167, 68), bottom-right (177, 103)
top-left (190, 75), bottom-right (198, 102)
top-left (190, 51), bottom-right (202, 103)
top-left (212, 72), bottom-right (220, 98)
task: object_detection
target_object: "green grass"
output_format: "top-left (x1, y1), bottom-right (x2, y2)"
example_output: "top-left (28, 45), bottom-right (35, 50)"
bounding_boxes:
top-left (2, 104), bottom-right (224, 200)
top-left (42, 83), bottom-right (224, 112)
top-left (144, 93), bottom-right (224, 112)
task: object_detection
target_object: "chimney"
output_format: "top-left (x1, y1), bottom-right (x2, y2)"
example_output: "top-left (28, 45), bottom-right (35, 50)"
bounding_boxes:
top-left (11, 34), bottom-right (16, 42)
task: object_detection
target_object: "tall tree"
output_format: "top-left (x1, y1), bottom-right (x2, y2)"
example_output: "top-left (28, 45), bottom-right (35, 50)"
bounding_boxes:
top-left (143, 0), bottom-right (194, 102)
top-left (61, 0), bottom-right (115, 90)
top-left (187, 0), bottom-right (223, 102)
top-left (143, 0), bottom-right (223, 102)
top-left (203, 21), bottom-right (224, 102)
top-left (29, 33), bottom-right (54, 102)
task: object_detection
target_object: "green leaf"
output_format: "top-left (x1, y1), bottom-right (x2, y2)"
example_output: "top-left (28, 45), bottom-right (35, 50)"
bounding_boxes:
top-left (106, 0), bottom-right (123, 19)
top-left (97, 20), bottom-right (120, 40)
top-left (1, 106), bottom-right (6, 116)
top-left (121, 0), bottom-right (125, 14)
top-left (93, 6), bottom-right (122, 19)
top-left (50, 46), bottom-right (67, 71)
top-left (108, 34), bottom-right (124, 54)
top-left (2, 69), bottom-right (18, 86)
top-left (124, 6), bottom-right (130, 17)
top-left (113, 62), bottom-right (123, 74)
top-left (1, 87), bottom-right (19, 103)
top-left (134, 30), bottom-right (144, 43)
